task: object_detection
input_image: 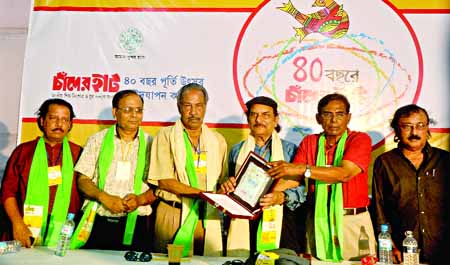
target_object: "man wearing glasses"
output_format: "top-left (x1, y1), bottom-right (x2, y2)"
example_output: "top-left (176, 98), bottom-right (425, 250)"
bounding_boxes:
top-left (72, 90), bottom-right (156, 251)
top-left (267, 93), bottom-right (376, 261)
top-left (371, 104), bottom-right (449, 264)
top-left (1, 99), bottom-right (82, 247)
top-left (148, 83), bottom-right (228, 256)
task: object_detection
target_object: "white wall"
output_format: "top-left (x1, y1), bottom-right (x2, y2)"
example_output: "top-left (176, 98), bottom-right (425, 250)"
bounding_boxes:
top-left (0, 0), bottom-right (30, 180)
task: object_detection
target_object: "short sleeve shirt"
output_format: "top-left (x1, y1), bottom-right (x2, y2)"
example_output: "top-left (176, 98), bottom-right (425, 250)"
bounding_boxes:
top-left (293, 130), bottom-right (371, 208)
top-left (75, 127), bottom-right (152, 217)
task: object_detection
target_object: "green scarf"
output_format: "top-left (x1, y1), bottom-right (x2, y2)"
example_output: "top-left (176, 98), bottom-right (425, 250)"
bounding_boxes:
top-left (70, 126), bottom-right (146, 248)
top-left (172, 131), bottom-right (201, 257)
top-left (314, 131), bottom-right (347, 262)
top-left (24, 137), bottom-right (74, 246)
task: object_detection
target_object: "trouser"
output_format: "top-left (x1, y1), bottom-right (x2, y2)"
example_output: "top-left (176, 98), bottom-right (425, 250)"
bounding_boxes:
top-left (0, 205), bottom-right (12, 241)
top-left (306, 209), bottom-right (376, 260)
top-left (152, 199), bottom-right (205, 255)
top-left (82, 214), bottom-right (153, 251)
top-left (279, 203), bottom-right (307, 253)
top-left (248, 204), bottom-right (307, 254)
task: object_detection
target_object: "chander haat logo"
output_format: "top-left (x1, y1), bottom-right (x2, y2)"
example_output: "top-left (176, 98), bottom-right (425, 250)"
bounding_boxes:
top-left (119, 27), bottom-right (144, 54)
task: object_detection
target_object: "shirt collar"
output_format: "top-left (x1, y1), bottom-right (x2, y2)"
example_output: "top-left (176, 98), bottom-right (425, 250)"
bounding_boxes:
top-left (114, 125), bottom-right (139, 140)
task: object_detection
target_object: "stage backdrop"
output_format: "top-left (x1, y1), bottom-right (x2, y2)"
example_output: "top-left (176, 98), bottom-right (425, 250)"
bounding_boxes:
top-left (19, 0), bottom-right (449, 189)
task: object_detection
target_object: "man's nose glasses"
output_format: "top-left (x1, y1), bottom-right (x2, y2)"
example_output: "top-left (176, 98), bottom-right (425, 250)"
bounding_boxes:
top-left (124, 251), bottom-right (152, 262)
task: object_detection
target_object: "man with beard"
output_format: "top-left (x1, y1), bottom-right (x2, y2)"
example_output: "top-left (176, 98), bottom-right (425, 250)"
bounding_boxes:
top-left (221, 96), bottom-right (305, 256)
top-left (72, 90), bottom-right (155, 251)
top-left (371, 104), bottom-right (450, 264)
top-left (0, 99), bottom-right (82, 247)
top-left (148, 83), bottom-right (228, 256)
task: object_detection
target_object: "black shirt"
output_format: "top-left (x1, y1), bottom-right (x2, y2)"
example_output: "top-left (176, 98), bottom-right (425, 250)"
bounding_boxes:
top-left (371, 143), bottom-right (450, 263)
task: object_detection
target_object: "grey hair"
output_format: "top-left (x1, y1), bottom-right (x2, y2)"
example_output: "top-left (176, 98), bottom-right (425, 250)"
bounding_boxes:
top-left (176, 83), bottom-right (209, 107)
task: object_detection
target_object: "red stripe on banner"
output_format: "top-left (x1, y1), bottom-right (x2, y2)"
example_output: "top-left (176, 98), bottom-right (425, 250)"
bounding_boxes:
top-left (22, 117), bottom-right (450, 132)
top-left (431, 128), bottom-right (450, 133)
top-left (33, 6), bottom-right (255, 12)
top-left (21, 117), bottom-right (248, 129)
top-left (399, 9), bottom-right (450, 14)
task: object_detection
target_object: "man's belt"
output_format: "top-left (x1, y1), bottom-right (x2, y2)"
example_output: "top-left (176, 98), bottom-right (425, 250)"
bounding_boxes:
top-left (343, 206), bottom-right (368, 215)
top-left (159, 198), bottom-right (182, 209)
top-left (95, 215), bottom-right (127, 223)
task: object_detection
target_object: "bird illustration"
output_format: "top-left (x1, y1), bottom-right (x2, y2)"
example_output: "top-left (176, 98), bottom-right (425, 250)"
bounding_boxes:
top-left (278, 0), bottom-right (349, 42)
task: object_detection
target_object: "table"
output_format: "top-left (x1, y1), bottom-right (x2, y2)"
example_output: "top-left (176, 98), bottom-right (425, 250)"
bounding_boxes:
top-left (0, 247), bottom-right (365, 265)
top-left (0, 247), bottom-right (241, 265)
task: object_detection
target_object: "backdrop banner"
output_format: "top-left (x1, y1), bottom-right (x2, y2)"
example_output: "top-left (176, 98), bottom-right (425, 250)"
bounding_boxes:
top-left (20, 0), bottom-right (449, 178)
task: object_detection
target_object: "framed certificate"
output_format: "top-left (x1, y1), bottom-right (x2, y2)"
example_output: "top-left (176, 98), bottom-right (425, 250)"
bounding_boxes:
top-left (201, 151), bottom-right (274, 219)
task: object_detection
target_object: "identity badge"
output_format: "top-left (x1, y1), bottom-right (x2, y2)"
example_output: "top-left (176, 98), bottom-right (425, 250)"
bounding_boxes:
top-left (116, 161), bottom-right (131, 181)
top-left (261, 207), bottom-right (277, 244)
top-left (48, 165), bottom-right (62, 186)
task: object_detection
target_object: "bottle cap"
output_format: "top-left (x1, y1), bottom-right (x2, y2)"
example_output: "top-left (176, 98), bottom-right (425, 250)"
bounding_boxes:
top-left (67, 213), bottom-right (75, 220)
top-left (381, 224), bottom-right (388, 232)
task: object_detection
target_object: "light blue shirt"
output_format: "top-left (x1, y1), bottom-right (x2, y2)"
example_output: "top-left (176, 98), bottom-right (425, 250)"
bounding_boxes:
top-left (284, 185), bottom-right (307, 210)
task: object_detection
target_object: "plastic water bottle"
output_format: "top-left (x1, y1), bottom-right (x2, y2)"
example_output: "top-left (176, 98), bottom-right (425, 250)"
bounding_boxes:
top-left (358, 226), bottom-right (370, 257)
top-left (0, 240), bottom-right (21, 255)
top-left (402, 231), bottom-right (419, 265)
top-left (378, 224), bottom-right (393, 265)
top-left (54, 213), bottom-right (75, 257)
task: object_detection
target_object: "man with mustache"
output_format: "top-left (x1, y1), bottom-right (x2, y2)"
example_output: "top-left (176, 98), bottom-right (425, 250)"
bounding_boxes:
top-left (148, 83), bottom-right (228, 256)
top-left (72, 90), bottom-right (155, 251)
top-left (371, 104), bottom-right (450, 264)
top-left (0, 99), bottom-right (82, 247)
top-left (221, 96), bottom-right (305, 256)
top-left (267, 93), bottom-right (376, 261)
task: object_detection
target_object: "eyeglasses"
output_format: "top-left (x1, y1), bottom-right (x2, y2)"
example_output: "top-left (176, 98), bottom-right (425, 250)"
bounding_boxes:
top-left (117, 107), bottom-right (144, 114)
top-left (399, 122), bottom-right (428, 132)
top-left (124, 251), bottom-right (152, 262)
top-left (319, 112), bottom-right (348, 120)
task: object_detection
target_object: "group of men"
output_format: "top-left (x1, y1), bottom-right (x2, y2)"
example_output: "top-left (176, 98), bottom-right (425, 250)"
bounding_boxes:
top-left (0, 83), bottom-right (448, 264)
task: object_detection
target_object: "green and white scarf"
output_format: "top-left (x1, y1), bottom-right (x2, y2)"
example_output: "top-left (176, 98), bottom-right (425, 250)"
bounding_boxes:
top-left (24, 137), bottom-right (74, 246)
top-left (314, 130), bottom-right (347, 262)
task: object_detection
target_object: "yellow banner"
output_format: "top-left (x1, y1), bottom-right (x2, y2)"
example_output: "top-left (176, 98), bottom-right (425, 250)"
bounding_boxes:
top-left (35, 0), bottom-right (450, 9)
top-left (389, 0), bottom-right (450, 9)
top-left (35, 0), bottom-right (264, 8)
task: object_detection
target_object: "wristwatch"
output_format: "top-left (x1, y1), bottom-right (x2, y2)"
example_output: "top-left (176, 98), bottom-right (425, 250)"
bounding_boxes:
top-left (304, 164), bottom-right (312, 178)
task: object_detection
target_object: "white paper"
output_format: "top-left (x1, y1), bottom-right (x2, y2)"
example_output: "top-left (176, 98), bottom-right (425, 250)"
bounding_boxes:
top-left (202, 193), bottom-right (253, 217)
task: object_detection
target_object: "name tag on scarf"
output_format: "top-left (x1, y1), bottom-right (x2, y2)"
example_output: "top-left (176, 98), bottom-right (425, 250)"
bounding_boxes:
top-left (116, 161), bottom-right (131, 181)
top-left (193, 152), bottom-right (207, 173)
top-left (23, 204), bottom-right (43, 245)
top-left (261, 207), bottom-right (277, 244)
top-left (77, 203), bottom-right (98, 242)
top-left (48, 165), bottom-right (62, 186)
